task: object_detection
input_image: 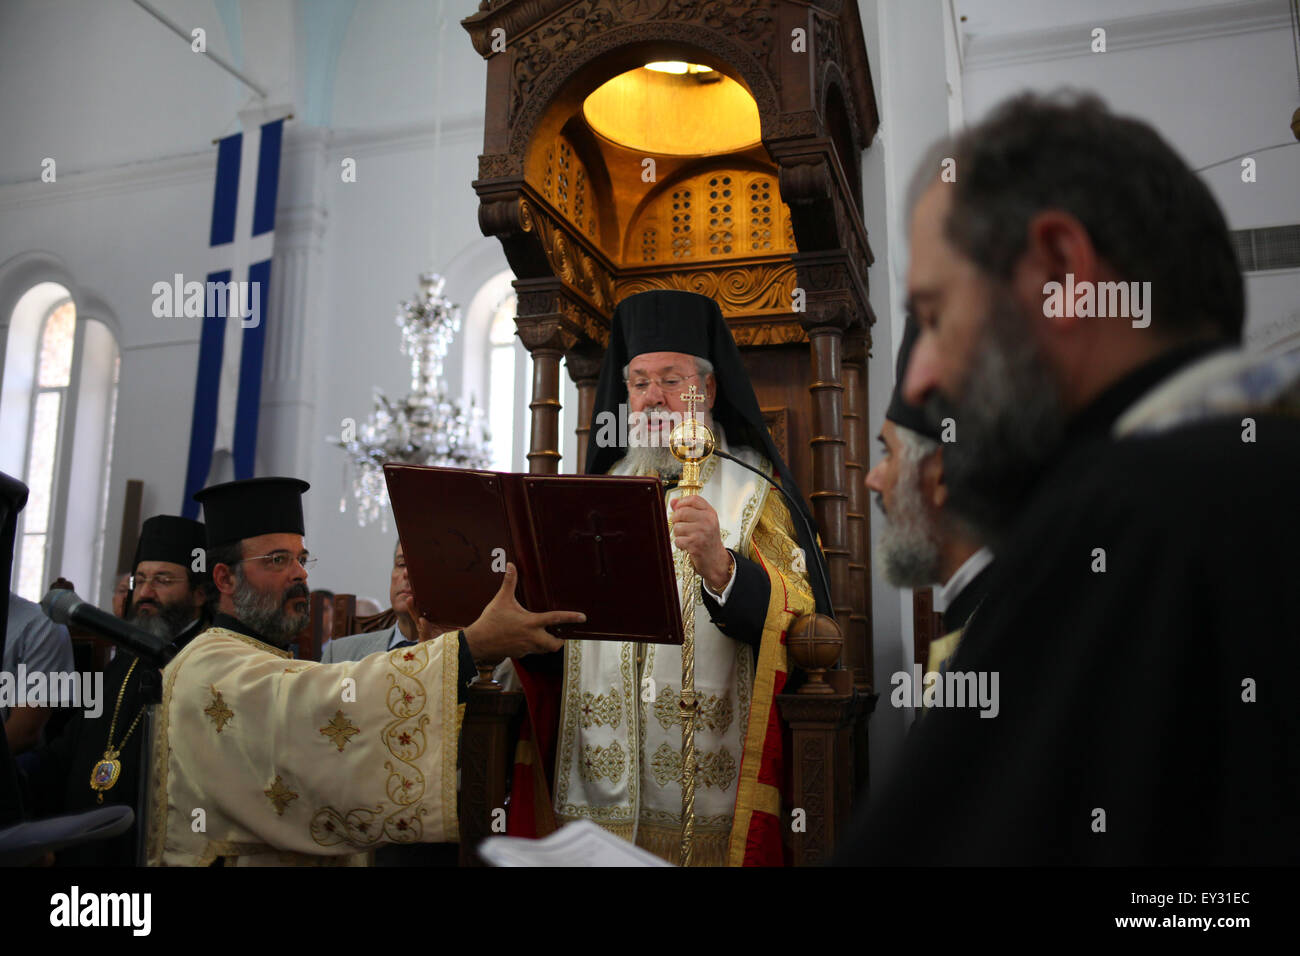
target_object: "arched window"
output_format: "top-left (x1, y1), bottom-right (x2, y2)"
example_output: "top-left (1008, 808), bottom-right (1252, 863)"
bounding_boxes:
top-left (466, 271), bottom-right (577, 474)
top-left (2, 286), bottom-right (120, 600)
top-left (488, 291), bottom-right (530, 471)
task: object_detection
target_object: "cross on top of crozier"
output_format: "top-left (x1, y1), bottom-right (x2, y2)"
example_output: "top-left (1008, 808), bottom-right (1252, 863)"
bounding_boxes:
top-left (679, 383), bottom-right (707, 452)
top-left (669, 382), bottom-right (715, 495)
top-left (680, 383), bottom-right (704, 421)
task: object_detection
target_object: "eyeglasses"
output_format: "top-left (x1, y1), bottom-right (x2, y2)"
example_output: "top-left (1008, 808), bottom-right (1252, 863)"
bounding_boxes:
top-left (131, 573), bottom-right (186, 590)
top-left (234, 551), bottom-right (317, 572)
top-left (627, 372), bottom-right (701, 395)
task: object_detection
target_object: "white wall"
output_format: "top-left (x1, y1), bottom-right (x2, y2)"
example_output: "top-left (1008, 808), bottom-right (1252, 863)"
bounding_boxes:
top-left (960, 0), bottom-right (1300, 350)
top-left (308, 119), bottom-right (499, 602)
top-left (0, 0), bottom-right (246, 185)
top-left (857, 0), bottom-right (962, 793)
top-left (0, 0), bottom-right (497, 606)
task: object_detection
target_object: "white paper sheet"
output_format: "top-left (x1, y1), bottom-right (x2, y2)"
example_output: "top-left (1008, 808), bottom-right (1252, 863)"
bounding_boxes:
top-left (478, 819), bottom-right (676, 867)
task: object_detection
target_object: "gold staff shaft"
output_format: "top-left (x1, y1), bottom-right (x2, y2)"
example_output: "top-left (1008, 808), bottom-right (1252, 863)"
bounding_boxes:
top-left (669, 384), bottom-right (712, 867)
top-left (677, 457), bottom-right (702, 868)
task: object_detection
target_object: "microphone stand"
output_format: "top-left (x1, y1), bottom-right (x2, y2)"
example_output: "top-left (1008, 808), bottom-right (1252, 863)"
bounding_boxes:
top-left (710, 449), bottom-right (835, 621)
top-left (133, 668), bottom-right (161, 865)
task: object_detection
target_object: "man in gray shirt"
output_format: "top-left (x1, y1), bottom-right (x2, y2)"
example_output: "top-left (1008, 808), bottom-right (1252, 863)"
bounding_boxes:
top-left (319, 542), bottom-right (415, 662)
top-left (321, 541), bottom-right (516, 683)
top-left (3, 591), bottom-right (74, 754)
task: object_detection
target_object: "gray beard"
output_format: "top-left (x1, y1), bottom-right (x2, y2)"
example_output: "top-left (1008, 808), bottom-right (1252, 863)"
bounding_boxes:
top-left (231, 572), bottom-right (310, 647)
top-left (928, 287), bottom-right (1066, 541)
top-left (620, 411), bottom-right (717, 479)
top-left (874, 464), bottom-right (944, 588)
top-left (620, 444), bottom-right (684, 479)
top-left (128, 600), bottom-right (197, 642)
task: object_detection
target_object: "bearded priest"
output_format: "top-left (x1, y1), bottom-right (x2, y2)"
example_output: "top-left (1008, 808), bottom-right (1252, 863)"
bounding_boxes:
top-left (522, 289), bottom-right (828, 866)
top-left (148, 476), bottom-right (581, 865)
top-left (22, 514), bottom-right (210, 865)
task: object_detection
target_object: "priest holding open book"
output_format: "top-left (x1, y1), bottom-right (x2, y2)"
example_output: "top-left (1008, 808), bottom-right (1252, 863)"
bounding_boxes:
top-left (147, 478), bottom-right (581, 865)
top-left (548, 289), bottom-right (824, 865)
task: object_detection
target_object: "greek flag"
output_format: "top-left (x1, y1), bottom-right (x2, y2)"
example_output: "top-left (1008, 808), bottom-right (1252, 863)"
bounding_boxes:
top-left (182, 117), bottom-right (284, 517)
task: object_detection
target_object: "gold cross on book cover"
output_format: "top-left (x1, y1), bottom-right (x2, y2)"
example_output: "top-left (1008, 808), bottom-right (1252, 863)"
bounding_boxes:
top-left (383, 463), bottom-right (684, 645)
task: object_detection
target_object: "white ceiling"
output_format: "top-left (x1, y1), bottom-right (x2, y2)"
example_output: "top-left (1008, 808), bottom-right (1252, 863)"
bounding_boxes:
top-left (952, 0), bottom-right (1245, 39)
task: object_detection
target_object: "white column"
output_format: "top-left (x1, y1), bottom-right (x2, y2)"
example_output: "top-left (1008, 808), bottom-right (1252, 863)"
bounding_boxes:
top-left (256, 128), bottom-right (330, 492)
top-left (857, 0), bottom-right (959, 788)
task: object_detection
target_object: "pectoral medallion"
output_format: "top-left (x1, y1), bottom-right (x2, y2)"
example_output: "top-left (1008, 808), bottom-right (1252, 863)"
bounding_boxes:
top-left (90, 751), bottom-right (122, 803)
top-left (88, 657), bottom-right (145, 804)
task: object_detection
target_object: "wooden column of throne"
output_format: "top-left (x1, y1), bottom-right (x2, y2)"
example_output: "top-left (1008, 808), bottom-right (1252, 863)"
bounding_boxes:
top-left (458, 0), bottom-right (881, 865)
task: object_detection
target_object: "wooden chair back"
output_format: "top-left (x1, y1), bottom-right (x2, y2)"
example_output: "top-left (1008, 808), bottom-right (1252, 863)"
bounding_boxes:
top-left (912, 587), bottom-right (941, 670)
top-left (294, 593), bottom-right (398, 661)
top-left (329, 594), bottom-right (396, 638)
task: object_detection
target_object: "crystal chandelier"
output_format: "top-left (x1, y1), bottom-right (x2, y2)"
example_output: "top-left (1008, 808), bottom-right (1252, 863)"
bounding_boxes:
top-left (330, 272), bottom-right (492, 527)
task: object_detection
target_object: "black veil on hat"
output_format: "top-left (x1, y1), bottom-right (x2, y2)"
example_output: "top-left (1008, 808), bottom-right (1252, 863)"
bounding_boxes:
top-left (192, 477), bottom-right (309, 549)
top-left (586, 289), bottom-right (832, 615)
top-left (885, 320), bottom-right (942, 441)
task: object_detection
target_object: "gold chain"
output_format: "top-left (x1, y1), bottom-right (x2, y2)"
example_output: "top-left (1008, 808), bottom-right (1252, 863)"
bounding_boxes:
top-left (89, 658), bottom-right (147, 802)
top-left (96, 660), bottom-right (144, 764)
top-left (105, 658), bottom-right (146, 750)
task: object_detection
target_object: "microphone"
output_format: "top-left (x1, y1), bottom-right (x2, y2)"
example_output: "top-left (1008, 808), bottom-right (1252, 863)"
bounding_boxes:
top-left (41, 589), bottom-right (177, 669)
top-left (710, 450), bottom-right (836, 620)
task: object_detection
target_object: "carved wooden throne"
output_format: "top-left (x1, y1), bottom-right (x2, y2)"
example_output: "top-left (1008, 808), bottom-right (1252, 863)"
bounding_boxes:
top-left (459, 0), bottom-right (879, 865)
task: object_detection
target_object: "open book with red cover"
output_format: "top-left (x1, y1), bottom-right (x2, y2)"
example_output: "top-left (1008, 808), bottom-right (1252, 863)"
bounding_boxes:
top-left (383, 463), bottom-right (684, 646)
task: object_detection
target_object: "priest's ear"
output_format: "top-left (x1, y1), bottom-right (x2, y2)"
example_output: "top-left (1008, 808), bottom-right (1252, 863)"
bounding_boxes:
top-left (212, 560), bottom-right (239, 596)
top-left (921, 445), bottom-right (948, 511)
top-left (704, 370), bottom-right (717, 409)
top-left (211, 554), bottom-right (243, 598)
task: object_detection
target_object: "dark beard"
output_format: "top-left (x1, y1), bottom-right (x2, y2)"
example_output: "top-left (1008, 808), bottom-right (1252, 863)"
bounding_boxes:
top-left (928, 287), bottom-right (1066, 542)
top-left (231, 573), bottom-right (311, 647)
top-left (128, 599), bottom-right (197, 642)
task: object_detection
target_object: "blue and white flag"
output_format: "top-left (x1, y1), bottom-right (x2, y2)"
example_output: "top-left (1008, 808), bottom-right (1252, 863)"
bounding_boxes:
top-left (183, 117), bottom-right (284, 518)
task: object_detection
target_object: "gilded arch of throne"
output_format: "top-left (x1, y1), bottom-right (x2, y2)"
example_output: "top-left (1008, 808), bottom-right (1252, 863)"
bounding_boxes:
top-left (460, 0), bottom-right (880, 863)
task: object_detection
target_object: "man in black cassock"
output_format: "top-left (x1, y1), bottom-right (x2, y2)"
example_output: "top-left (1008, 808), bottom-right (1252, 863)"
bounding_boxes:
top-left (866, 319), bottom-right (991, 677)
top-left (836, 92), bottom-right (1300, 864)
top-left (21, 514), bottom-right (210, 865)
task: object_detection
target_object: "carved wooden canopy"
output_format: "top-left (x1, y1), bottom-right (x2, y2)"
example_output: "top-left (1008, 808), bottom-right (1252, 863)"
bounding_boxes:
top-left (457, 4), bottom-right (884, 840)
top-left (462, 0), bottom-right (880, 366)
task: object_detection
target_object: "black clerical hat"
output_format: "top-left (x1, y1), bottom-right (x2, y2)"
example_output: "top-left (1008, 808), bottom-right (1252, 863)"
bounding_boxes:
top-left (885, 320), bottom-right (941, 441)
top-left (618, 290), bottom-right (713, 361)
top-left (590, 290), bottom-right (773, 468)
top-left (133, 515), bottom-right (206, 571)
top-left (193, 477), bottom-right (309, 548)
